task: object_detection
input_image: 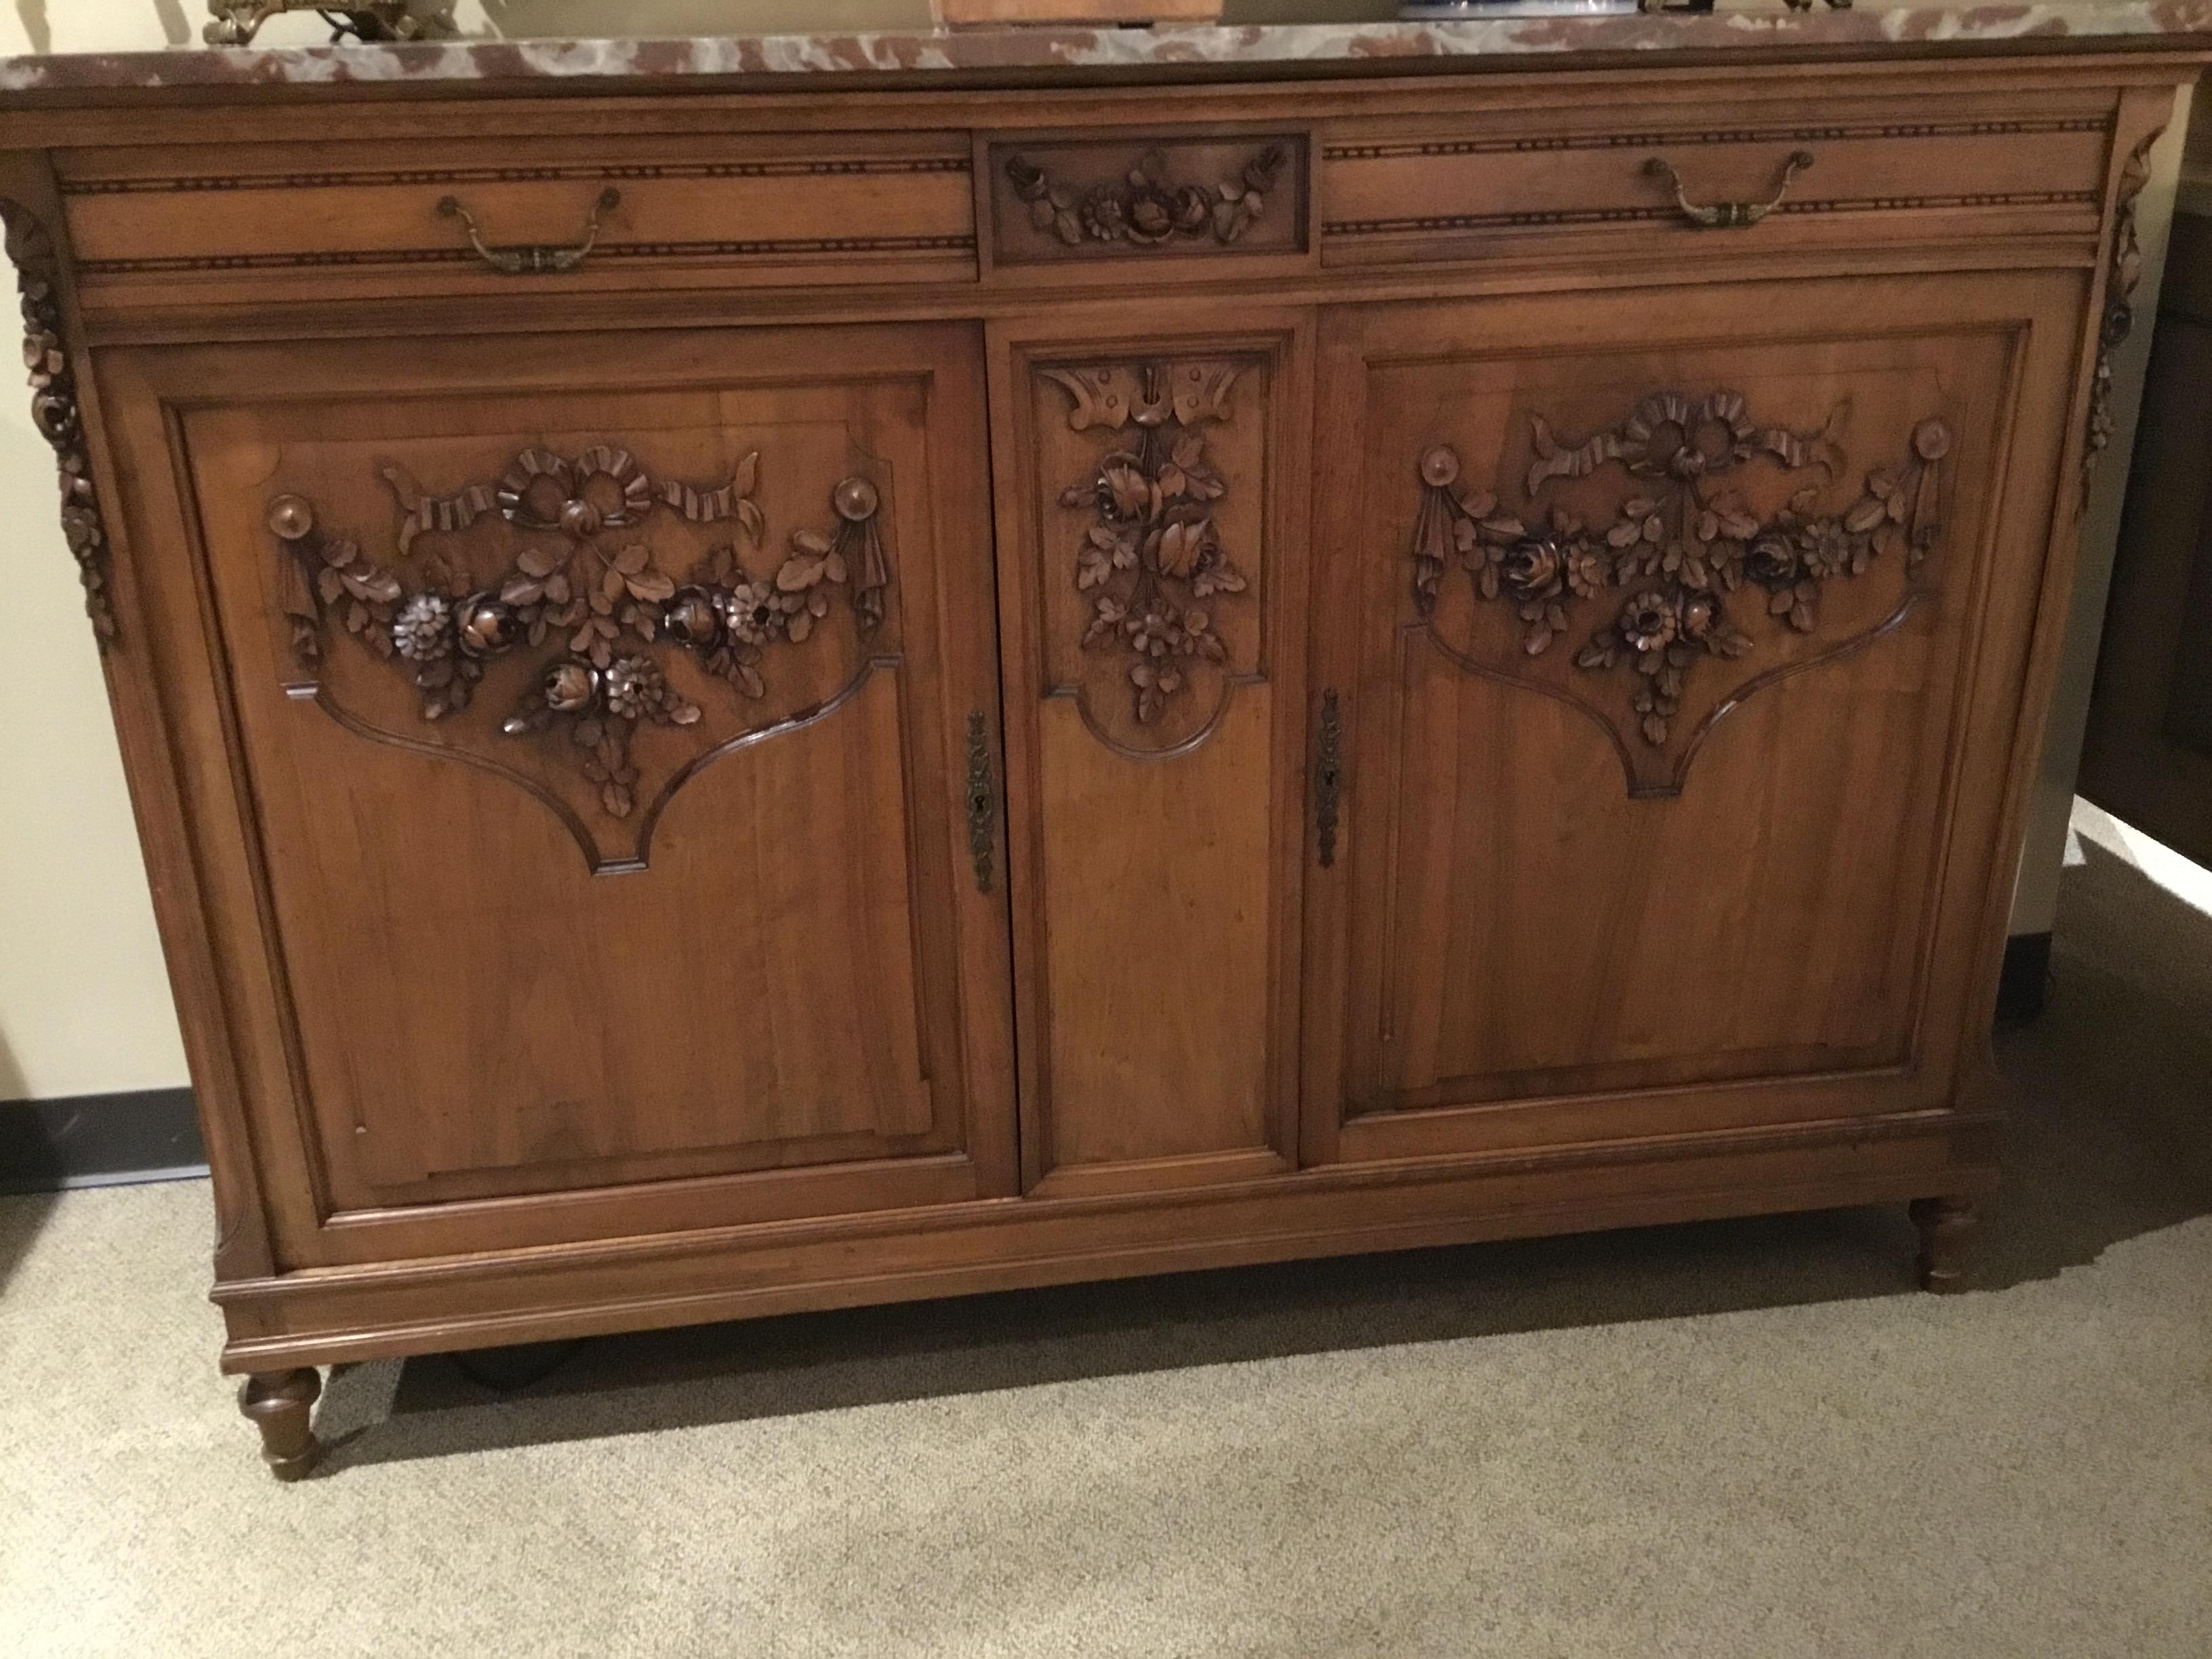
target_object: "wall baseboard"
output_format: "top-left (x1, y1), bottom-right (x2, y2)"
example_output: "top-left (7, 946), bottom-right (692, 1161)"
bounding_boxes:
top-left (1996, 930), bottom-right (2054, 1029)
top-left (0, 1088), bottom-right (206, 1195)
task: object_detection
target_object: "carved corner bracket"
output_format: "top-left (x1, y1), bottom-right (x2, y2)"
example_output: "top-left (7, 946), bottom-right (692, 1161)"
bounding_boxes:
top-left (1049, 359), bottom-right (1252, 741)
top-left (274, 446), bottom-right (890, 830)
top-left (1414, 389), bottom-right (1950, 790)
top-left (2081, 125), bottom-right (2164, 514)
top-left (1006, 146), bottom-right (1287, 250)
top-left (2, 201), bottom-right (117, 650)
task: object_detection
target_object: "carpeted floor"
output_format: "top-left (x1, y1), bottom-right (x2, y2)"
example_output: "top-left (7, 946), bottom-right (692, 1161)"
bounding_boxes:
top-left (3, 802), bottom-right (2209, 1658)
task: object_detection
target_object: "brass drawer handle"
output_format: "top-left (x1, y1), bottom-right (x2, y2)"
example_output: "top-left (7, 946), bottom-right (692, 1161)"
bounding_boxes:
top-left (966, 712), bottom-right (997, 895)
top-left (1644, 150), bottom-right (1813, 229)
top-left (436, 186), bottom-right (619, 274)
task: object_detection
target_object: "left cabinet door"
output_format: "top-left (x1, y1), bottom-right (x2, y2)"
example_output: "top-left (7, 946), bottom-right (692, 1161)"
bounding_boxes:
top-left (101, 322), bottom-right (1017, 1262)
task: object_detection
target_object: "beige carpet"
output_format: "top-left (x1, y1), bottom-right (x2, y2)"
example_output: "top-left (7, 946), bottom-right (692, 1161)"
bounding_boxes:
top-left (4, 803), bottom-right (2209, 1659)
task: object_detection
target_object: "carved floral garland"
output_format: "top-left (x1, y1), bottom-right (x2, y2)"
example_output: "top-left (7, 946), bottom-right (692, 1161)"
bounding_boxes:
top-left (3, 201), bottom-right (116, 647)
top-left (1006, 145), bottom-right (1286, 250)
top-left (1052, 360), bottom-right (1250, 725)
top-left (275, 446), bottom-right (888, 819)
top-left (1414, 391), bottom-right (1950, 747)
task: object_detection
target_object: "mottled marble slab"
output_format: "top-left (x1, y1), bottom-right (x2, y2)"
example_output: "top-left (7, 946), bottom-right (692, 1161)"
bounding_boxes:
top-left (5, 3), bottom-right (2212, 94)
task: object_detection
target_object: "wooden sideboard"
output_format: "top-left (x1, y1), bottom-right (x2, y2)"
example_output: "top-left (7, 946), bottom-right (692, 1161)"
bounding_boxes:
top-left (3, 15), bottom-right (2202, 1478)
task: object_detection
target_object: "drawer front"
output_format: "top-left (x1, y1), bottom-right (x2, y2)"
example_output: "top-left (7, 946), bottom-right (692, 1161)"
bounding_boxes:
top-left (59, 132), bottom-right (978, 302)
top-left (1322, 95), bottom-right (2112, 268)
top-left (981, 129), bottom-right (1311, 275)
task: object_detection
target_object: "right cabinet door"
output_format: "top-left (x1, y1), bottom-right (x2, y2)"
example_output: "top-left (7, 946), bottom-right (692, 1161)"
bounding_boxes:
top-left (1305, 272), bottom-right (2085, 1164)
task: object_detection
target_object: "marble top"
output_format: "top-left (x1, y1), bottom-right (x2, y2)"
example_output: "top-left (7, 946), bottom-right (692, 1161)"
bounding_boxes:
top-left (5, 3), bottom-right (2212, 96)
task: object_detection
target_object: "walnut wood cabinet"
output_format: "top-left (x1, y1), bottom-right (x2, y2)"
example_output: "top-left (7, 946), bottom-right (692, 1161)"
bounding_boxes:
top-left (2, 30), bottom-right (2200, 1478)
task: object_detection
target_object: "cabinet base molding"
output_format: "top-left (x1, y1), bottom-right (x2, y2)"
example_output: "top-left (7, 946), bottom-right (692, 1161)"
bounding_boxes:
top-left (213, 1111), bottom-right (1998, 1375)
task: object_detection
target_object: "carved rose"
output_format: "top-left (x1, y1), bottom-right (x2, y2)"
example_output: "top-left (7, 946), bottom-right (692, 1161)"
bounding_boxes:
top-left (1124, 182), bottom-right (1212, 244)
top-left (543, 659), bottom-right (599, 714)
top-left (454, 592), bottom-right (518, 658)
top-left (663, 585), bottom-right (721, 649)
top-left (1618, 590), bottom-right (1679, 656)
top-left (1151, 508), bottom-right (1216, 580)
top-left (1500, 538), bottom-right (1564, 602)
top-left (1127, 186), bottom-right (1176, 243)
top-left (1098, 460), bottom-right (1155, 523)
top-left (390, 592), bottom-right (452, 663)
top-left (1745, 535), bottom-right (1801, 587)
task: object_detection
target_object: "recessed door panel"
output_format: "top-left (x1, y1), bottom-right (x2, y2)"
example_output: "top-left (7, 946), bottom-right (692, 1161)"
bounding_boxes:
top-left (1305, 273), bottom-right (2083, 1162)
top-left (119, 323), bottom-right (1015, 1248)
top-left (990, 316), bottom-right (1313, 1194)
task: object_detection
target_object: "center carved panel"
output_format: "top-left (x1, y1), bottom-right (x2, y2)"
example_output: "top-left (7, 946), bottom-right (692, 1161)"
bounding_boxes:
top-left (1042, 356), bottom-right (1264, 756)
top-left (273, 441), bottom-right (892, 868)
top-left (1412, 389), bottom-right (1951, 794)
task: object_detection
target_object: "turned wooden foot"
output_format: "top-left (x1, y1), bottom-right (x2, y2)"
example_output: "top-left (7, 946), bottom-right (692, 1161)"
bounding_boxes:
top-left (1910, 1197), bottom-right (1977, 1293)
top-left (239, 1368), bottom-right (323, 1481)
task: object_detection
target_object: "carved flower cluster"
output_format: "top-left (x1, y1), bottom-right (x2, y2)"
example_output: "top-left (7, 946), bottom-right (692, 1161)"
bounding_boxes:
top-left (5, 203), bottom-right (115, 644)
top-left (1066, 419), bottom-right (1246, 725)
top-left (1007, 146), bottom-right (1286, 250)
top-left (1415, 394), bottom-right (1951, 747)
top-left (276, 452), bottom-right (890, 821)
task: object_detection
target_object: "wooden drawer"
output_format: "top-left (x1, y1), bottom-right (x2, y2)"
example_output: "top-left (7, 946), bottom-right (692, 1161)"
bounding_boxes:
top-left (57, 131), bottom-right (979, 304)
top-left (1320, 92), bottom-right (2114, 269)
top-left (980, 129), bottom-right (1311, 279)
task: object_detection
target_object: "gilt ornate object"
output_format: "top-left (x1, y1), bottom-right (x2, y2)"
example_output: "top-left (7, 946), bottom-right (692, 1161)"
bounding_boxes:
top-left (204, 1), bottom-right (448, 46)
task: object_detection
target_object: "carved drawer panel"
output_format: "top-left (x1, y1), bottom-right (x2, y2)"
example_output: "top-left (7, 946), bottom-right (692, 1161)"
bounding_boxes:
top-left (1320, 90), bottom-right (2115, 268)
top-left (981, 131), bottom-right (1309, 275)
top-left (57, 131), bottom-right (978, 306)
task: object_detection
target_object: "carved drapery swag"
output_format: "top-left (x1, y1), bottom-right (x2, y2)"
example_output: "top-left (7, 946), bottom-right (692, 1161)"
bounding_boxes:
top-left (1415, 390), bottom-right (1951, 748)
top-left (2, 201), bottom-right (117, 648)
top-left (274, 445), bottom-right (888, 820)
top-left (1006, 146), bottom-right (1287, 250)
top-left (1050, 359), bottom-right (1251, 725)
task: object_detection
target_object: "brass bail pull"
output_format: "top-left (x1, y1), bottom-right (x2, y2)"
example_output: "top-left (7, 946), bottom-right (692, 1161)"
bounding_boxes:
top-left (436, 186), bottom-right (621, 275)
top-left (1645, 150), bottom-right (1814, 230)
